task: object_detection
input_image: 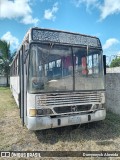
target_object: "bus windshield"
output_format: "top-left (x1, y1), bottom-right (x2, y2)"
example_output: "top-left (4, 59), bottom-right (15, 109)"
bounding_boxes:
top-left (28, 43), bottom-right (104, 93)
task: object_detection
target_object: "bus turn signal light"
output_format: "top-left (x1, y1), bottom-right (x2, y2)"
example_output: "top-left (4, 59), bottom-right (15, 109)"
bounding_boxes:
top-left (29, 109), bottom-right (37, 117)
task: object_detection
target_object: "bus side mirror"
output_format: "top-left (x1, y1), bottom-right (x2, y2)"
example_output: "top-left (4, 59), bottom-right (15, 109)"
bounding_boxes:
top-left (103, 55), bottom-right (106, 75)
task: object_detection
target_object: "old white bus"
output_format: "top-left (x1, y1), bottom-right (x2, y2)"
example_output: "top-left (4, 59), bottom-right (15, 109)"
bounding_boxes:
top-left (10, 27), bottom-right (106, 130)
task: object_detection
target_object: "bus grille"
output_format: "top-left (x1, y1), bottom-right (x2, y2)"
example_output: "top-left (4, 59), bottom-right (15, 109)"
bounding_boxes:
top-left (54, 104), bottom-right (92, 114)
top-left (36, 91), bottom-right (101, 108)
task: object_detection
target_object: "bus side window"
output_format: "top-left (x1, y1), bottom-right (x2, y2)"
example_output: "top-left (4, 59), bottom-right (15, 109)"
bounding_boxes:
top-left (93, 54), bottom-right (99, 74)
top-left (87, 54), bottom-right (99, 75)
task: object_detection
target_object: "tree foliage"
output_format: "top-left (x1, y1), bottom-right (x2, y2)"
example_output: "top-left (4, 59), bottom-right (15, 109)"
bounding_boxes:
top-left (110, 57), bottom-right (120, 68)
top-left (0, 40), bottom-right (11, 86)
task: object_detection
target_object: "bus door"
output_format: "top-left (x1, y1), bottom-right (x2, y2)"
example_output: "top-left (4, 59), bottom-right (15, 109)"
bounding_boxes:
top-left (19, 45), bottom-right (28, 126)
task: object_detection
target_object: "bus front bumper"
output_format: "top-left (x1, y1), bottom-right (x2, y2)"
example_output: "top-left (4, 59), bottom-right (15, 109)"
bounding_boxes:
top-left (27, 109), bottom-right (106, 130)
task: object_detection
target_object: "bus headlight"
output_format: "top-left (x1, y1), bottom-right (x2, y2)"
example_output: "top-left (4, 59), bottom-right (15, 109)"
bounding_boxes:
top-left (92, 104), bottom-right (103, 110)
top-left (92, 104), bottom-right (99, 110)
top-left (29, 108), bottom-right (53, 116)
top-left (37, 109), bottom-right (43, 115)
top-left (37, 109), bottom-right (53, 115)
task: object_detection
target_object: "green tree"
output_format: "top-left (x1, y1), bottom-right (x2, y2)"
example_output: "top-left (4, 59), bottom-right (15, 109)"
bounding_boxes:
top-left (0, 40), bottom-right (11, 86)
top-left (110, 57), bottom-right (120, 68)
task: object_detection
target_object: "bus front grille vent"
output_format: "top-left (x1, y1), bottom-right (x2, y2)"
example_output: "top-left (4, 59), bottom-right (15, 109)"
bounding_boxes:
top-left (36, 92), bottom-right (101, 107)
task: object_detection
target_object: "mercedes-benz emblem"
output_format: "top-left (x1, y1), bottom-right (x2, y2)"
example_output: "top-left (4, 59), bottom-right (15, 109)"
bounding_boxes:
top-left (71, 106), bottom-right (77, 112)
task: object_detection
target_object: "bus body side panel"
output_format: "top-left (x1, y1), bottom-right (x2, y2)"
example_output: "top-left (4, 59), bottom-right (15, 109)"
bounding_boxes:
top-left (26, 93), bottom-right (36, 130)
top-left (23, 60), bottom-right (28, 125)
top-left (18, 51), bottom-right (21, 117)
top-left (10, 76), bottom-right (19, 106)
top-left (19, 46), bottom-right (25, 126)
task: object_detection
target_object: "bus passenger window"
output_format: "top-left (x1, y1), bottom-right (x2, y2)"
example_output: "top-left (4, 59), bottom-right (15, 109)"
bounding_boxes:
top-left (62, 56), bottom-right (72, 76)
top-left (56, 59), bottom-right (61, 67)
top-left (82, 57), bottom-right (88, 75)
top-left (45, 64), bottom-right (48, 76)
top-left (87, 55), bottom-right (92, 74)
top-left (75, 56), bottom-right (78, 71)
top-left (87, 53), bottom-right (99, 75)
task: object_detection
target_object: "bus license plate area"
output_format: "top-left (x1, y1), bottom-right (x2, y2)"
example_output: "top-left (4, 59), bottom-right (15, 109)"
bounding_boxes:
top-left (68, 116), bottom-right (80, 124)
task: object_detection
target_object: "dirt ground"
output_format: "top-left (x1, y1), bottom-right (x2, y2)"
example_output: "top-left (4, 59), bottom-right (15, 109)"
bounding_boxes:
top-left (0, 87), bottom-right (120, 160)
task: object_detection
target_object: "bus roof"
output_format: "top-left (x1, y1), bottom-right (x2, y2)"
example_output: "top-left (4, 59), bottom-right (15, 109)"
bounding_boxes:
top-left (10, 27), bottom-right (102, 65)
top-left (31, 27), bottom-right (102, 48)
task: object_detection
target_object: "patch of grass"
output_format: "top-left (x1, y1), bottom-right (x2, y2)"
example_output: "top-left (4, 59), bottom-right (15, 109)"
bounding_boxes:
top-left (106, 110), bottom-right (120, 124)
top-left (0, 87), bottom-right (16, 110)
top-left (0, 86), bottom-right (10, 90)
top-left (0, 87), bottom-right (120, 160)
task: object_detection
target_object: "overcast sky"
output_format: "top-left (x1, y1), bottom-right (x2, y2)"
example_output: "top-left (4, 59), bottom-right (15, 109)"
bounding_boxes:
top-left (0, 0), bottom-right (120, 57)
